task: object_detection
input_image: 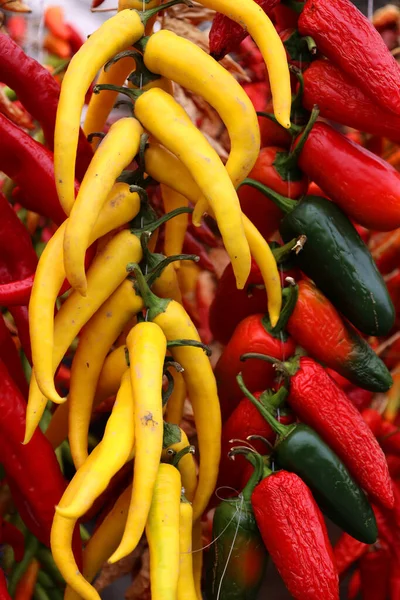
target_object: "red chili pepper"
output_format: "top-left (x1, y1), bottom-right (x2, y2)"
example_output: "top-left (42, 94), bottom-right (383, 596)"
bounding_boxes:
top-left (44, 5), bottom-right (70, 41)
top-left (353, 224), bottom-right (370, 245)
top-left (65, 23), bottom-right (84, 55)
top-left (385, 273), bottom-right (400, 335)
top-left (386, 455), bottom-right (400, 479)
top-left (182, 231), bottom-right (215, 273)
top-left (0, 517), bottom-right (25, 562)
top-left (347, 569), bottom-right (361, 600)
top-left (187, 218), bottom-right (219, 249)
top-left (209, 0), bottom-right (280, 60)
top-left (333, 532), bottom-right (369, 576)
top-left (379, 419), bottom-right (400, 456)
top-left (0, 114), bottom-right (70, 224)
top-left (285, 356), bottom-right (394, 509)
top-left (0, 359), bottom-right (81, 560)
top-left (0, 275), bottom-right (34, 306)
top-left (252, 469), bottom-right (339, 600)
top-left (298, 0), bottom-right (400, 116)
top-left (307, 181), bottom-right (327, 198)
top-left (0, 316), bottom-right (28, 399)
top-left (195, 271), bottom-right (214, 345)
top-left (0, 194), bottom-right (37, 279)
top-left (372, 230), bottom-right (400, 275)
top-left (302, 60), bottom-right (400, 144)
top-left (361, 408), bottom-right (383, 437)
top-left (14, 558), bottom-right (40, 600)
top-left (359, 545), bottom-right (390, 600)
top-left (214, 313), bottom-right (297, 422)
top-left (43, 33), bottom-right (71, 60)
top-left (0, 569), bottom-right (11, 600)
top-left (325, 369), bottom-right (351, 390)
top-left (239, 38), bottom-right (266, 82)
top-left (0, 85), bottom-right (34, 131)
top-left (296, 121), bottom-right (400, 231)
top-left (6, 16), bottom-right (27, 45)
top-left (0, 33), bottom-right (92, 181)
top-left (346, 387), bottom-right (374, 412)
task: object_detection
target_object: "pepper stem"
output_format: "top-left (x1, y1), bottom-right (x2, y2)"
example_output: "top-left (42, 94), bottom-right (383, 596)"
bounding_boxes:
top-left (130, 264), bottom-right (170, 320)
top-left (237, 373), bottom-right (290, 439)
top-left (256, 112), bottom-right (302, 137)
top-left (130, 206), bottom-right (193, 237)
top-left (167, 339), bottom-right (212, 357)
top-left (172, 445), bottom-right (195, 468)
top-left (284, 105), bottom-right (320, 168)
top-left (140, 0), bottom-right (192, 24)
top-left (241, 353), bottom-right (300, 378)
top-left (146, 254), bottom-right (199, 286)
top-left (93, 83), bottom-right (143, 102)
top-left (267, 283), bottom-right (299, 335)
top-left (272, 236), bottom-right (306, 263)
top-left (228, 448), bottom-right (266, 500)
top-left (237, 179), bottom-right (297, 214)
top-left (259, 385), bottom-right (289, 410)
top-left (162, 369), bottom-right (174, 406)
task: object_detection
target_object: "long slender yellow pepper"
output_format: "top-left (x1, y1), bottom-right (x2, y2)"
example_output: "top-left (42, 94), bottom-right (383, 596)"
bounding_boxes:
top-left (161, 185), bottom-right (188, 268)
top-left (146, 464), bottom-right (181, 600)
top-left (162, 428), bottom-right (197, 502)
top-left (197, 0), bottom-right (291, 130)
top-left (57, 370), bottom-right (135, 519)
top-left (133, 88), bottom-right (251, 289)
top-left (30, 183), bottom-right (140, 404)
top-left (144, 143), bottom-right (282, 326)
top-left (25, 229), bottom-right (142, 443)
top-left (178, 497), bottom-right (198, 600)
top-left (64, 485), bottom-right (132, 600)
top-left (109, 321), bottom-right (166, 563)
top-left (64, 117), bottom-right (143, 295)
top-left (132, 267), bottom-right (221, 521)
top-left (165, 368), bottom-right (186, 424)
top-left (192, 520), bottom-right (203, 600)
top-left (54, 0), bottom-right (177, 213)
top-left (68, 281), bottom-right (142, 469)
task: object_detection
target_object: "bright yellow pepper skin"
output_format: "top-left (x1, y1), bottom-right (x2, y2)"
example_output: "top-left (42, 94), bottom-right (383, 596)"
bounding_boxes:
top-left (178, 497), bottom-right (198, 600)
top-left (192, 519), bottom-right (203, 600)
top-left (162, 428), bottom-right (197, 503)
top-left (68, 281), bottom-right (143, 469)
top-left (145, 464), bottom-right (181, 600)
top-left (54, 8), bottom-right (147, 214)
top-left (25, 229), bottom-right (143, 443)
top-left (109, 321), bottom-right (166, 563)
top-left (144, 143), bottom-right (282, 326)
top-left (152, 262), bottom-right (183, 304)
top-left (64, 485), bottom-right (132, 600)
top-left (84, 56), bottom-right (136, 150)
top-left (143, 29), bottom-right (260, 223)
top-left (134, 89), bottom-right (251, 290)
top-left (161, 185), bottom-right (188, 268)
top-left (165, 368), bottom-right (186, 424)
top-left (57, 370), bottom-right (135, 519)
top-left (196, 0), bottom-right (291, 130)
top-left (29, 183), bottom-right (140, 406)
top-left (63, 118), bottom-right (143, 296)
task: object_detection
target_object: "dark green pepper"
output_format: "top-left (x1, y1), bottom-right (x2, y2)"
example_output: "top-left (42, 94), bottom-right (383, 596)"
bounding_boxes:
top-left (237, 372), bottom-right (378, 544)
top-left (204, 446), bottom-right (268, 600)
top-left (238, 181), bottom-right (395, 337)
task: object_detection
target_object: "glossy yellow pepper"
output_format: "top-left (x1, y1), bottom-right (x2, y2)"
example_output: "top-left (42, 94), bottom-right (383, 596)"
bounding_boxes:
top-left (178, 497), bottom-right (197, 600)
top-left (161, 185), bottom-right (189, 268)
top-left (162, 428), bottom-right (197, 503)
top-left (165, 368), bottom-right (186, 425)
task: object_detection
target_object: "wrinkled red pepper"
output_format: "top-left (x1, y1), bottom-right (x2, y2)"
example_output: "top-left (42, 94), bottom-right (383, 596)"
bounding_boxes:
top-left (298, 0), bottom-right (400, 115)
top-left (296, 121), bottom-right (400, 231)
top-left (302, 60), bottom-right (400, 144)
top-left (0, 33), bottom-right (92, 181)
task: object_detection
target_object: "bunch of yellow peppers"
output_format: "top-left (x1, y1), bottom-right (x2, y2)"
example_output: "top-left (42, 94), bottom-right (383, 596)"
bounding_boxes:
top-left (25, 0), bottom-right (291, 597)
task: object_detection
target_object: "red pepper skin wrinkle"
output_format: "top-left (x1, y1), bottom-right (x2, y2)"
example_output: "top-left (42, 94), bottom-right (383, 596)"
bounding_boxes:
top-left (297, 122), bottom-right (400, 231)
top-left (288, 357), bottom-right (394, 509)
top-left (0, 33), bottom-right (92, 180)
top-left (298, 0), bottom-right (400, 116)
top-left (209, 0), bottom-right (280, 60)
top-left (252, 470), bottom-right (339, 600)
top-left (302, 60), bottom-right (400, 145)
top-left (214, 313), bottom-right (296, 422)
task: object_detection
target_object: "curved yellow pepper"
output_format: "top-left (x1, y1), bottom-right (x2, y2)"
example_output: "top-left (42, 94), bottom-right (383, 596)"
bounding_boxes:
top-left (146, 464), bottom-right (181, 600)
top-left (64, 117), bottom-right (143, 295)
top-left (178, 498), bottom-right (198, 600)
top-left (68, 280), bottom-right (143, 469)
top-left (161, 185), bottom-right (189, 269)
top-left (165, 368), bottom-right (186, 424)
top-left (25, 229), bottom-right (143, 443)
top-left (144, 143), bottom-right (282, 326)
top-left (134, 88), bottom-right (251, 290)
top-left (109, 321), bottom-right (166, 563)
top-left (30, 183), bottom-right (140, 405)
top-left (197, 0), bottom-right (291, 130)
top-left (162, 428), bottom-right (197, 502)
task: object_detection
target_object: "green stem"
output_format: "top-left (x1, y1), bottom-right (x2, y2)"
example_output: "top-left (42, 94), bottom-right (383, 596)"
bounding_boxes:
top-left (163, 422), bottom-right (182, 448)
top-left (162, 369), bottom-right (174, 406)
top-left (163, 357), bottom-right (184, 373)
top-left (52, 59), bottom-right (70, 76)
top-left (167, 339), bottom-right (212, 357)
top-left (240, 353), bottom-right (299, 378)
top-left (172, 445), bottom-right (195, 468)
top-left (33, 582), bottom-right (51, 600)
top-left (87, 132), bottom-right (105, 144)
top-left (127, 52), bottom-right (160, 88)
top-left (259, 385), bottom-right (289, 410)
top-left (104, 49), bottom-right (139, 72)
top-left (272, 236), bottom-right (306, 263)
top-left (267, 283), bottom-right (299, 335)
top-left (36, 547), bottom-right (64, 585)
top-left (284, 105), bottom-right (320, 168)
top-left (236, 373), bottom-right (291, 439)
top-left (131, 264), bottom-right (170, 320)
top-left (256, 111), bottom-right (302, 136)
top-left (145, 253), bottom-right (199, 286)
top-left (93, 83), bottom-right (143, 102)
top-left (130, 206), bottom-right (193, 237)
top-left (3, 86), bottom-right (17, 101)
top-left (237, 179), bottom-right (297, 214)
top-left (228, 448), bottom-right (265, 500)
top-left (140, 0), bottom-right (190, 24)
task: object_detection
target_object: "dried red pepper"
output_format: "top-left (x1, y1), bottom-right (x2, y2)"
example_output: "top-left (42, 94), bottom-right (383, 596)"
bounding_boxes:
top-left (298, 0), bottom-right (400, 115)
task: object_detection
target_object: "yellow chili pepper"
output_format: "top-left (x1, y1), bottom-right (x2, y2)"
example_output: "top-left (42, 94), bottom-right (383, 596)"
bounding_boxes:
top-left (25, 229), bottom-right (142, 443)
top-left (30, 183), bottom-right (140, 404)
top-left (132, 267), bottom-right (221, 521)
top-left (63, 117), bottom-right (143, 295)
top-left (119, 0), bottom-right (160, 34)
top-left (178, 496), bottom-right (197, 600)
top-left (57, 370), bottom-right (135, 519)
top-left (145, 463), bottom-right (181, 600)
top-left (197, 0), bottom-right (291, 129)
top-left (152, 262), bottom-right (183, 304)
top-left (68, 280), bottom-right (143, 469)
top-left (192, 519), bottom-right (203, 600)
top-left (132, 88), bottom-right (250, 289)
top-left (144, 143), bottom-right (282, 325)
top-left (162, 428), bottom-right (197, 502)
top-left (165, 368), bottom-right (186, 425)
top-left (64, 485), bottom-right (133, 600)
top-left (84, 57), bottom-right (136, 149)
top-left (53, 2), bottom-right (171, 214)
top-left (109, 321), bottom-right (166, 563)
top-left (161, 185), bottom-right (189, 268)
top-left (142, 29), bottom-right (260, 224)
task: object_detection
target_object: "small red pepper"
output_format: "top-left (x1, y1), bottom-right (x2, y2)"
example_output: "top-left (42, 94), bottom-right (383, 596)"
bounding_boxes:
top-left (302, 60), bottom-right (400, 144)
top-left (0, 275), bottom-right (34, 306)
top-left (346, 387), bottom-right (374, 413)
top-left (0, 517), bottom-right (24, 562)
top-left (359, 545), bottom-right (390, 600)
top-left (347, 569), bottom-right (361, 600)
top-left (65, 23), bottom-right (84, 55)
top-left (6, 16), bottom-right (27, 45)
top-left (372, 229), bottom-right (400, 275)
top-left (334, 532), bottom-right (369, 576)
top-left (214, 310), bottom-right (297, 422)
top-left (252, 467), bottom-right (339, 600)
top-left (209, 0), bottom-right (280, 60)
top-left (283, 356), bottom-right (394, 509)
top-left (298, 0), bottom-right (400, 116)
top-left (296, 121), bottom-right (400, 231)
